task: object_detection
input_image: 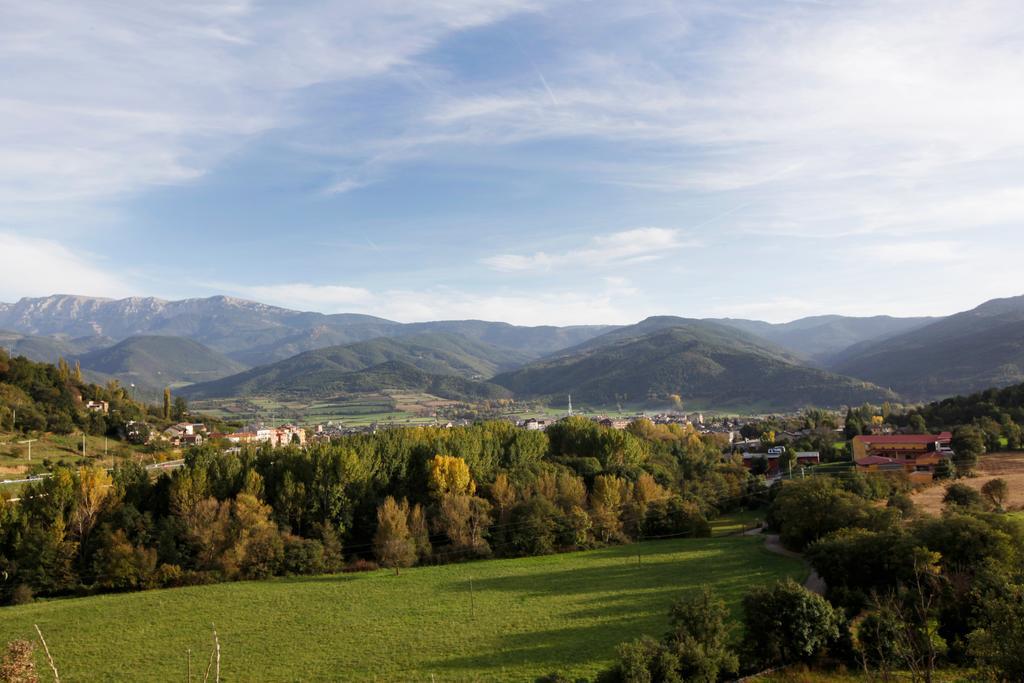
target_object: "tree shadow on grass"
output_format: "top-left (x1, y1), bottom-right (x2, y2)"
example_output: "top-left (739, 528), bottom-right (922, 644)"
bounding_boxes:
top-left (424, 619), bottom-right (649, 676)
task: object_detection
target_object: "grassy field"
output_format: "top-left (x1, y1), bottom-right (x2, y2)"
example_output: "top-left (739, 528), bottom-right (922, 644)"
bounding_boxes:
top-left (0, 536), bottom-right (803, 682)
top-left (0, 431), bottom-right (140, 475)
top-left (709, 509), bottom-right (764, 536)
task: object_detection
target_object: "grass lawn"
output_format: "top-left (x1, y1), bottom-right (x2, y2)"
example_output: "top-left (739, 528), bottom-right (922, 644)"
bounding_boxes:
top-left (0, 536), bottom-right (803, 682)
top-left (710, 509), bottom-right (764, 536)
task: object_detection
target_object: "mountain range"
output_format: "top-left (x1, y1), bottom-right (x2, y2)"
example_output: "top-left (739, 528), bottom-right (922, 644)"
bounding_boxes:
top-left (2, 293), bottom-right (1023, 409)
top-left (492, 320), bottom-right (895, 409)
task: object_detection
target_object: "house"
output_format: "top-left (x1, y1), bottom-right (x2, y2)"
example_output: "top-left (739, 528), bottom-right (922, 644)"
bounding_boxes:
top-left (741, 451), bottom-right (820, 476)
top-left (597, 418), bottom-right (630, 430)
top-left (521, 418), bottom-right (552, 431)
top-left (852, 433), bottom-right (953, 482)
top-left (852, 432), bottom-right (952, 459)
top-left (85, 400), bottom-right (109, 414)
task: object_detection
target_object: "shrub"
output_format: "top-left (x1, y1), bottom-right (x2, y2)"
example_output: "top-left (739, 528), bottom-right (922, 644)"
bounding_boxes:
top-left (343, 558), bottom-right (379, 573)
top-left (8, 584), bottom-right (32, 606)
top-left (942, 483), bottom-right (983, 510)
top-left (282, 535), bottom-right (326, 576)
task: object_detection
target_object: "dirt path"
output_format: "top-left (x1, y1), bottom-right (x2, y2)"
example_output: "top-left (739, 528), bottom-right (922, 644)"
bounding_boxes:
top-left (746, 528), bottom-right (826, 595)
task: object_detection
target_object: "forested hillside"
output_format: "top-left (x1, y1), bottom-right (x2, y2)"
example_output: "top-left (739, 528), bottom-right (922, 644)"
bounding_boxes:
top-left (494, 324), bottom-right (896, 410)
top-left (830, 295), bottom-right (1024, 399)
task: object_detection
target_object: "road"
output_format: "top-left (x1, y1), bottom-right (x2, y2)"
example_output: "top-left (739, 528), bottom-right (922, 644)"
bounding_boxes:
top-left (1, 459), bottom-right (186, 487)
top-left (746, 527), bottom-right (827, 595)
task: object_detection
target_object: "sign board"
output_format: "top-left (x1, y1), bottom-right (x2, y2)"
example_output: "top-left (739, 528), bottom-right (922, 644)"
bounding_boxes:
top-left (767, 446), bottom-right (786, 455)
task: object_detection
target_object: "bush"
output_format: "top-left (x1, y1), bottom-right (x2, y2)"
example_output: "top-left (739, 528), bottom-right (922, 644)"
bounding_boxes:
top-left (343, 558), bottom-right (379, 573)
top-left (886, 493), bottom-right (915, 518)
top-left (282, 535), bottom-right (326, 575)
top-left (8, 584), bottom-right (32, 606)
top-left (741, 579), bottom-right (842, 670)
top-left (942, 483), bottom-right (983, 510)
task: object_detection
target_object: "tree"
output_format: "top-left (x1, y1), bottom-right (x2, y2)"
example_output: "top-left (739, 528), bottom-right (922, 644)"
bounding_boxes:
top-left (373, 496), bottom-right (415, 575)
top-left (664, 587), bottom-right (739, 681)
top-left (73, 360), bottom-right (83, 382)
top-left (163, 387), bottom-right (171, 421)
top-left (171, 396), bottom-right (188, 422)
top-left (932, 458), bottom-right (954, 481)
top-left (603, 587), bottom-right (737, 683)
top-left (908, 414), bottom-right (927, 434)
top-left (74, 466), bottom-right (113, 544)
top-left (406, 502), bottom-right (432, 562)
top-left (951, 425), bottom-right (984, 475)
top-left (969, 583), bottom-right (1024, 682)
top-left (436, 493), bottom-right (492, 557)
top-left (980, 478), bottom-right (1009, 511)
top-left (427, 455), bottom-right (475, 499)
top-left (741, 578), bottom-right (842, 669)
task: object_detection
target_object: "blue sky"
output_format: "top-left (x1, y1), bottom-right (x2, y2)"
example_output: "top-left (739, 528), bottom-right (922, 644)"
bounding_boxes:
top-left (2, 0), bottom-right (1022, 325)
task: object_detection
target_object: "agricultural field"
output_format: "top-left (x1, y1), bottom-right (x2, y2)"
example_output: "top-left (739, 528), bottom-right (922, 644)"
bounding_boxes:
top-left (0, 535), bottom-right (803, 682)
top-left (911, 452), bottom-right (1024, 515)
top-left (191, 393), bottom-right (449, 427)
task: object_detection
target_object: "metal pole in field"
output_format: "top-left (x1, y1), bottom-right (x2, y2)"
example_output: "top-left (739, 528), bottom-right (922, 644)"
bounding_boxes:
top-left (187, 648), bottom-right (191, 682)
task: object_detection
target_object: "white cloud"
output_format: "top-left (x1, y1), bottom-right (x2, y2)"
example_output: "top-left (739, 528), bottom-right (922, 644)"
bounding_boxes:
top-left (483, 227), bottom-right (694, 272)
top-left (0, 0), bottom-right (542, 217)
top-left (0, 233), bottom-right (133, 301)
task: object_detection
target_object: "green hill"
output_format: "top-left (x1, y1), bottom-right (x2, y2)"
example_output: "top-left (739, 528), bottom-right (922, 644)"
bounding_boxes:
top-left (183, 358), bottom-right (510, 402)
top-left (494, 322), bottom-right (896, 410)
top-left (180, 334), bottom-right (525, 400)
top-left (829, 295), bottom-right (1024, 400)
top-left (76, 335), bottom-right (248, 388)
top-left (0, 535), bottom-right (801, 681)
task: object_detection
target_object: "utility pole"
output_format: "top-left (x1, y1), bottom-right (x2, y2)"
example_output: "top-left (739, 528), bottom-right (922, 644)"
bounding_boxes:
top-left (18, 439), bottom-right (37, 462)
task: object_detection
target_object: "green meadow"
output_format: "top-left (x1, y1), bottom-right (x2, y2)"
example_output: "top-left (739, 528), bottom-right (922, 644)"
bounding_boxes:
top-left (0, 535), bottom-right (803, 682)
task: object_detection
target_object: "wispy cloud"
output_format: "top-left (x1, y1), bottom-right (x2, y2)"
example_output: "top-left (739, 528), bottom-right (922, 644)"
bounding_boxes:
top-left (0, 1), bottom-right (542, 218)
top-left (483, 227), bottom-right (695, 272)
